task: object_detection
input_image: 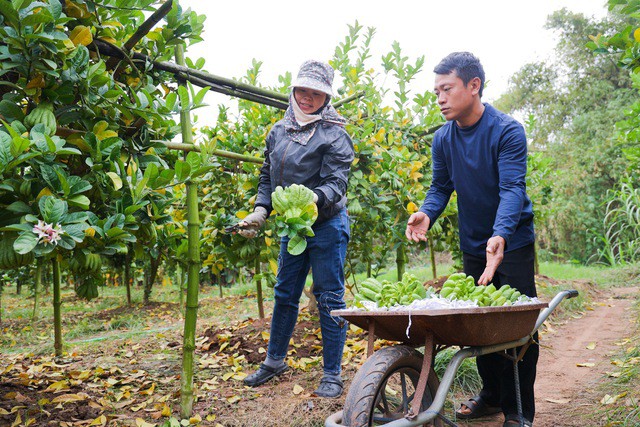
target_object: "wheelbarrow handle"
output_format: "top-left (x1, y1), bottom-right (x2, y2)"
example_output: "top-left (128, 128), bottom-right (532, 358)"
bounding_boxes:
top-left (533, 289), bottom-right (578, 332)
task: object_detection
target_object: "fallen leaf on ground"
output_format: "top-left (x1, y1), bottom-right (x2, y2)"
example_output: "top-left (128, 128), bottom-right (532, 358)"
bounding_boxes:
top-left (576, 362), bottom-right (595, 367)
top-left (293, 384), bottom-right (304, 395)
top-left (586, 342), bottom-right (597, 350)
top-left (545, 398), bottom-right (570, 404)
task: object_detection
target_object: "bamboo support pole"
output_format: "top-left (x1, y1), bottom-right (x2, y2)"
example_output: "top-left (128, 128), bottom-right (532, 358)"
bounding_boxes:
top-left (106, 0), bottom-right (174, 72)
top-left (176, 43), bottom-right (200, 419)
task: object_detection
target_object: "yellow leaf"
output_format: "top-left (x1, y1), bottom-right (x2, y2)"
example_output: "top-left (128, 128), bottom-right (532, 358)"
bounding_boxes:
top-left (140, 383), bottom-right (156, 395)
top-left (601, 394), bottom-right (617, 404)
top-left (635, 27), bottom-right (640, 43)
top-left (226, 395), bottom-right (241, 404)
top-left (25, 419), bottom-right (36, 426)
top-left (66, 1), bottom-right (91, 18)
top-left (189, 413), bottom-right (202, 424)
top-left (37, 187), bottom-right (54, 200)
top-left (135, 418), bottom-right (155, 427)
top-left (11, 412), bottom-right (21, 427)
top-left (293, 384), bottom-right (304, 395)
top-left (0, 408), bottom-right (8, 415)
top-left (51, 393), bottom-right (87, 404)
top-left (545, 398), bottom-right (570, 404)
top-left (26, 75), bottom-right (45, 89)
top-left (161, 404), bottom-right (171, 417)
top-left (107, 172), bottom-right (123, 190)
top-left (44, 380), bottom-right (69, 392)
top-left (222, 372), bottom-right (233, 381)
top-left (576, 362), bottom-right (595, 368)
top-left (69, 25), bottom-right (93, 47)
top-left (89, 415), bottom-right (107, 426)
top-left (206, 414), bottom-right (216, 421)
top-left (406, 201), bottom-right (418, 214)
top-left (235, 210), bottom-right (249, 219)
top-left (93, 120), bottom-right (118, 141)
top-left (586, 342), bottom-right (597, 350)
top-left (269, 258), bottom-right (278, 275)
top-left (261, 331), bottom-right (270, 341)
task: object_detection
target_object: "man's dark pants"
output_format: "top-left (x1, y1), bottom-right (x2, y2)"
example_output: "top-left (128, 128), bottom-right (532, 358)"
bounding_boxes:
top-left (463, 243), bottom-right (538, 422)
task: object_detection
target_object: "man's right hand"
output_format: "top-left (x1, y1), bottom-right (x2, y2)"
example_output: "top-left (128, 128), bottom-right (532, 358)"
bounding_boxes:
top-left (405, 212), bottom-right (430, 242)
top-left (237, 206), bottom-right (268, 238)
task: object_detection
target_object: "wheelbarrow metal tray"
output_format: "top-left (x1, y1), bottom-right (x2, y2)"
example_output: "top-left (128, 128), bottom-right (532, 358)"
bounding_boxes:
top-left (332, 302), bottom-right (548, 347)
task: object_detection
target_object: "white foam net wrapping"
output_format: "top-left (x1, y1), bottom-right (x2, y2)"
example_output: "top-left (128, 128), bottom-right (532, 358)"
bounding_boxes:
top-left (353, 295), bottom-right (543, 312)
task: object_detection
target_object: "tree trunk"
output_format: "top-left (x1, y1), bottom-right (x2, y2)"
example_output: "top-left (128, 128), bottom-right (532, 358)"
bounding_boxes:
top-left (16, 277), bottom-right (22, 295)
top-left (32, 258), bottom-right (43, 321)
top-left (176, 44), bottom-right (201, 419)
top-left (143, 256), bottom-right (160, 304)
top-left (428, 236), bottom-right (437, 279)
top-left (396, 245), bottom-right (406, 281)
top-left (124, 250), bottom-right (132, 306)
top-left (255, 258), bottom-right (264, 319)
top-left (52, 256), bottom-right (63, 357)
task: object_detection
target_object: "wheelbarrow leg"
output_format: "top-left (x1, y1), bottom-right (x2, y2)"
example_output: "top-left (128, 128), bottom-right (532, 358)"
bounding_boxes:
top-left (407, 331), bottom-right (434, 420)
top-left (505, 339), bottom-right (533, 427)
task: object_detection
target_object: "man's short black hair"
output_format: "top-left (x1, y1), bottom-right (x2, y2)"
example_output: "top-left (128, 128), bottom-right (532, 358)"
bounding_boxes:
top-left (434, 52), bottom-right (485, 97)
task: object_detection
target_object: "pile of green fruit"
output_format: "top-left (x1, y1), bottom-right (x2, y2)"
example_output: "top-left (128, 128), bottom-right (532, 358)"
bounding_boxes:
top-left (439, 273), bottom-right (527, 306)
top-left (354, 274), bottom-right (435, 308)
top-left (271, 184), bottom-right (318, 256)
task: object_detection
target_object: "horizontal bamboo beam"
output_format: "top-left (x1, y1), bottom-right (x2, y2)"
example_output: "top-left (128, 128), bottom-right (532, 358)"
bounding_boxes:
top-left (106, 0), bottom-right (174, 71)
top-left (162, 141), bottom-right (264, 164)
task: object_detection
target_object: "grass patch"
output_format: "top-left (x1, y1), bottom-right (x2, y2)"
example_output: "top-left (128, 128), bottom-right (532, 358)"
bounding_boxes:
top-left (594, 295), bottom-right (640, 426)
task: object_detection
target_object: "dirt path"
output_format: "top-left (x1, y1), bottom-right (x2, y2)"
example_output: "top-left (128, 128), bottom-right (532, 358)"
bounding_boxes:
top-left (462, 286), bottom-right (638, 427)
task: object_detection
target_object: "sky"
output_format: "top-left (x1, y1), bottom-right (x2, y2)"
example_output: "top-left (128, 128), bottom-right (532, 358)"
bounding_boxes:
top-left (176, 0), bottom-right (609, 127)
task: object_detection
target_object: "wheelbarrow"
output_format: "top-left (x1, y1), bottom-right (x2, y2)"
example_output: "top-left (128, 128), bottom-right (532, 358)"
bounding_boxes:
top-left (325, 289), bottom-right (579, 427)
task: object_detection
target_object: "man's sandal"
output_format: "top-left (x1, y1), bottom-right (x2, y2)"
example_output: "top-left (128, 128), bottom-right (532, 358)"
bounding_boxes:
top-left (312, 377), bottom-right (344, 398)
top-left (243, 363), bottom-right (289, 387)
top-left (455, 395), bottom-right (501, 420)
top-left (503, 414), bottom-right (533, 426)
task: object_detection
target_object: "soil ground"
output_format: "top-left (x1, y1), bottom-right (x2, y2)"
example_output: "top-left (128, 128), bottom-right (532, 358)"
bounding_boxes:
top-left (458, 285), bottom-right (639, 427)
top-left (0, 278), bottom-right (637, 427)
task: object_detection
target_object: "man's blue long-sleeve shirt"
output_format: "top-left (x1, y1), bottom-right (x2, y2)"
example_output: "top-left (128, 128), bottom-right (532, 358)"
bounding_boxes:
top-left (419, 104), bottom-right (535, 257)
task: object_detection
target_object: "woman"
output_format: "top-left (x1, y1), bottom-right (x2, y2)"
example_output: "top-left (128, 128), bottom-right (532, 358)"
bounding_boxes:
top-left (237, 60), bottom-right (354, 398)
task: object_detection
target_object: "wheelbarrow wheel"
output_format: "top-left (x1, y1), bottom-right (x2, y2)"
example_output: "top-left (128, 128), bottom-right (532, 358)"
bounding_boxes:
top-left (342, 345), bottom-right (442, 427)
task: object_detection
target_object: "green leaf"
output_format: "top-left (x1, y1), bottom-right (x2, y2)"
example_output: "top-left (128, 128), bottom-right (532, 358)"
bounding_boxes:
top-left (0, 1), bottom-right (19, 27)
top-left (39, 196), bottom-right (67, 224)
top-left (192, 86), bottom-right (210, 106)
top-left (67, 195), bottom-right (90, 210)
top-left (7, 201), bottom-right (31, 214)
top-left (63, 223), bottom-right (87, 242)
top-left (185, 150), bottom-right (201, 170)
top-left (14, 232), bottom-right (38, 255)
top-left (165, 92), bottom-right (177, 111)
top-left (0, 100), bottom-right (25, 122)
top-left (177, 85), bottom-right (189, 110)
top-left (287, 235), bottom-right (307, 256)
top-left (48, 0), bottom-right (62, 19)
top-left (56, 234), bottom-right (75, 250)
top-left (106, 172), bottom-right (123, 190)
top-left (175, 159), bottom-right (191, 181)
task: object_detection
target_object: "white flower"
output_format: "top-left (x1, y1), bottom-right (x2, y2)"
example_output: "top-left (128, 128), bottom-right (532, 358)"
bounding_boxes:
top-left (32, 220), bottom-right (64, 245)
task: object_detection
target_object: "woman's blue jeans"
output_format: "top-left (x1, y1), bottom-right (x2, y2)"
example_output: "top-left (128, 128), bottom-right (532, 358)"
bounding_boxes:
top-left (267, 209), bottom-right (350, 376)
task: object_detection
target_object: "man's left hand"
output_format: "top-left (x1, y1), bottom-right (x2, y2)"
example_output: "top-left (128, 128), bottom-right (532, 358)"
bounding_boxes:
top-left (478, 236), bottom-right (506, 285)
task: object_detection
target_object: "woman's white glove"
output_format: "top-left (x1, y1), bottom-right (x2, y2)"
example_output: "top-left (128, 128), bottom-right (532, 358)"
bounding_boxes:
top-left (237, 206), bottom-right (268, 238)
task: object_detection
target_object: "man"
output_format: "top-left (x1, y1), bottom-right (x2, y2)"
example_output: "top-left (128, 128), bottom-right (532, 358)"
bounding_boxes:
top-left (406, 52), bottom-right (537, 427)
